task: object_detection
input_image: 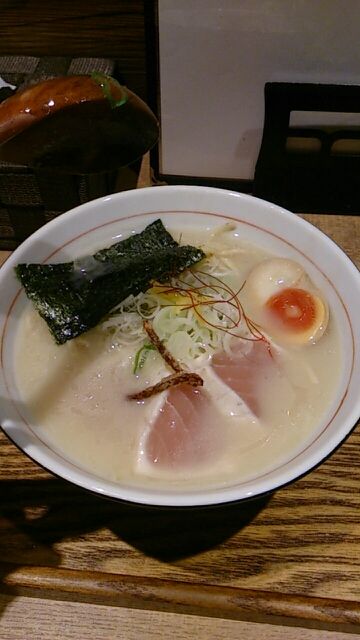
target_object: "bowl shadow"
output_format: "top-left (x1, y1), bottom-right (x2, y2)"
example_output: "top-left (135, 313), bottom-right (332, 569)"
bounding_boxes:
top-left (0, 475), bottom-right (272, 564)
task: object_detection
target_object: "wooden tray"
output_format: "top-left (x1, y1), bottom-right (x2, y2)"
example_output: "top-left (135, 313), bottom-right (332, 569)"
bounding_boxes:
top-left (1, 213), bottom-right (360, 634)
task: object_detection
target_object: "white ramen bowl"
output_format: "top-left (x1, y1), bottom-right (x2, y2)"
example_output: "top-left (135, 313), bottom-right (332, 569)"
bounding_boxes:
top-left (0, 185), bottom-right (359, 507)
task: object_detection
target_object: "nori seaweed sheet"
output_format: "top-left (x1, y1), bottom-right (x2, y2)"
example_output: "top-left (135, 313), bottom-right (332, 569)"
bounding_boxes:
top-left (15, 219), bottom-right (205, 344)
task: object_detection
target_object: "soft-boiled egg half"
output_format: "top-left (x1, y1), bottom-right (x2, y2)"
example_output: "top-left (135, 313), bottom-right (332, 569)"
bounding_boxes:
top-left (244, 258), bottom-right (329, 345)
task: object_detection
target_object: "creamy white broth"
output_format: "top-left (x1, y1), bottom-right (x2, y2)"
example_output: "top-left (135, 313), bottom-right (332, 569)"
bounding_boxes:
top-left (14, 227), bottom-right (341, 490)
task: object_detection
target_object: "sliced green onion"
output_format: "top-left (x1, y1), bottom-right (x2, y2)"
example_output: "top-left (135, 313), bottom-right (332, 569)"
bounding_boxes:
top-left (133, 342), bottom-right (157, 374)
top-left (91, 72), bottom-right (128, 109)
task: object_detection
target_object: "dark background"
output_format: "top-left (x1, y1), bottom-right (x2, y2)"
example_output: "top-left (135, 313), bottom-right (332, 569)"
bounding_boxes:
top-left (0, 1), bottom-right (149, 100)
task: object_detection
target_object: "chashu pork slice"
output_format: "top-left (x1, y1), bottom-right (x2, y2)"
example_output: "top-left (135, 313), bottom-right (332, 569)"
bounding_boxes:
top-left (135, 353), bottom-right (261, 474)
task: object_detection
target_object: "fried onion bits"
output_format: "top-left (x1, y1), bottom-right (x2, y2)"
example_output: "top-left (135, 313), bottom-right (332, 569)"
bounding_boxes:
top-left (244, 258), bottom-right (329, 346)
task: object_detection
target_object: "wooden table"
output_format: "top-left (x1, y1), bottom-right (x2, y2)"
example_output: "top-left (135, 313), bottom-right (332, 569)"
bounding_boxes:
top-left (0, 209), bottom-right (359, 640)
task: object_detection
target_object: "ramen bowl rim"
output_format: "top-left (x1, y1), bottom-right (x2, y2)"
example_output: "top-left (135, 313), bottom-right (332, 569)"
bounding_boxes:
top-left (0, 184), bottom-right (359, 507)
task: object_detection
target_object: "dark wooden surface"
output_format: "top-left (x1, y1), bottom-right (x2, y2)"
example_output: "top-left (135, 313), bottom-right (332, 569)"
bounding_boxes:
top-left (0, 1), bottom-right (148, 98)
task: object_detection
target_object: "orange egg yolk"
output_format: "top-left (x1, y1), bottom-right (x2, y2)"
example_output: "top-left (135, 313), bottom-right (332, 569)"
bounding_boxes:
top-left (266, 287), bottom-right (316, 332)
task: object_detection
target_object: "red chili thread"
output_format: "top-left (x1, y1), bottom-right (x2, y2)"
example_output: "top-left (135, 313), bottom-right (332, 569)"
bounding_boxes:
top-left (152, 270), bottom-right (271, 351)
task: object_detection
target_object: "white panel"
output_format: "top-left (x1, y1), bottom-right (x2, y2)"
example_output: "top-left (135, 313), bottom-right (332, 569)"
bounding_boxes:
top-left (158, 0), bottom-right (360, 180)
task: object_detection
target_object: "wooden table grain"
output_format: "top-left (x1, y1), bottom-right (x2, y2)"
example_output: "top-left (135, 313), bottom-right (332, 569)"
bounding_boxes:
top-left (0, 208), bottom-right (359, 639)
top-left (0, 0), bottom-right (148, 100)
